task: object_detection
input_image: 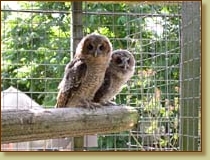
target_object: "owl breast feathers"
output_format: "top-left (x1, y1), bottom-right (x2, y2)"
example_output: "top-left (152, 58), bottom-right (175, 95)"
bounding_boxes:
top-left (56, 33), bottom-right (112, 108)
top-left (93, 49), bottom-right (135, 105)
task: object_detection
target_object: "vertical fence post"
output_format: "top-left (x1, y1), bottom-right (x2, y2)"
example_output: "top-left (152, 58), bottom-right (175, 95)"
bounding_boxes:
top-left (71, 1), bottom-right (83, 59)
top-left (180, 1), bottom-right (201, 151)
top-left (71, 1), bottom-right (84, 151)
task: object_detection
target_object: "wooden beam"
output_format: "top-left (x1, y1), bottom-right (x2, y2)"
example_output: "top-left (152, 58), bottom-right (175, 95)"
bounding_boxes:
top-left (70, 1), bottom-right (83, 58)
top-left (71, 2), bottom-right (84, 150)
top-left (1, 105), bottom-right (139, 144)
top-left (180, 1), bottom-right (201, 151)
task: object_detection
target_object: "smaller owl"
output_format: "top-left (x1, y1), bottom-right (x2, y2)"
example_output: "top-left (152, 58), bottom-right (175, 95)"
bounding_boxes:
top-left (93, 49), bottom-right (135, 105)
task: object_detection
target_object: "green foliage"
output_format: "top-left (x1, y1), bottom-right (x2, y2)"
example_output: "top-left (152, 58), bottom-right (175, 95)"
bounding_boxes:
top-left (1, 2), bottom-right (71, 106)
top-left (98, 133), bottom-right (129, 150)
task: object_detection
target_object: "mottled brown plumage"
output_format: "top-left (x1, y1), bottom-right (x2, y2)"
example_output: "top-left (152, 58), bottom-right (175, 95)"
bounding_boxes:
top-left (56, 33), bottom-right (112, 108)
top-left (93, 49), bottom-right (135, 105)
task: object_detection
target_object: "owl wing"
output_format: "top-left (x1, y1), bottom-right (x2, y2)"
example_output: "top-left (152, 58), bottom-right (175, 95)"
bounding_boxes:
top-left (93, 71), bottom-right (112, 102)
top-left (56, 58), bottom-right (87, 108)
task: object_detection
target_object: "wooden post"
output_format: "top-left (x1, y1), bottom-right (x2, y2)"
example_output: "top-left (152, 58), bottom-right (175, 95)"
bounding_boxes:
top-left (180, 1), bottom-right (201, 151)
top-left (70, 1), bottom-right (83, 58)
top-left (1, 106), bottom-right (139, 144)
top-left (70, 1), bottom-right (84, 150)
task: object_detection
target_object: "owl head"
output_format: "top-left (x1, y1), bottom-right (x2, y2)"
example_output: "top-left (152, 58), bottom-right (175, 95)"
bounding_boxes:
top-left (75, 33), bottom-right (112, 62)
top-left (110, 49), bottom-right (135, 73)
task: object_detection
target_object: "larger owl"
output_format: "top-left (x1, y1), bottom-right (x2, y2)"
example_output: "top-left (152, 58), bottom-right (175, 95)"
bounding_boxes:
top-left (56, 33), bottom-right (112, 108)
top-left (93, 49), bottom-right (135, 105)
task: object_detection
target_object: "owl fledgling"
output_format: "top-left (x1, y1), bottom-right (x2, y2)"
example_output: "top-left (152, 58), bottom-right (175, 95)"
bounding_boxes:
top-left (93, 49), bottom-right (135, 105)
top-left (56, 33), bottom-right (112, 108)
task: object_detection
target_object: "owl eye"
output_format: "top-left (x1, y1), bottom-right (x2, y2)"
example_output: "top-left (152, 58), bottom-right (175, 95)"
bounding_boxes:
top-left (99, 45), bottom-right (104, 50)
top-left (87, 44), bottom-right (93, 50)
top-left (116, 58), bottom-right (122, 64)
top-left (127, 58), bottom-right (130, 64)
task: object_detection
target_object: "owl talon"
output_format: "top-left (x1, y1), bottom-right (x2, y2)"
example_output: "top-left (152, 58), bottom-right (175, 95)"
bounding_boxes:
top-left (77, 102), bottom-right (101, 109)
top-left (94, 102), bottom-right (102, 108)
top-left (89, 102), bottom-right (102, 109)
top-left (101, 101), bottom-right (116, 106)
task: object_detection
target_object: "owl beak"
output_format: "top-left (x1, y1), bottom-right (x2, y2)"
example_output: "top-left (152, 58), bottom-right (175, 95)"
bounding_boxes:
top-left (123, 63), bottom-right (129, 70)
top-left (95, 45), bottom-right (103, 57)
top-left (123, 58), bottom-right (130, 70)
top-left (94, 51), bottom-right (98, 57)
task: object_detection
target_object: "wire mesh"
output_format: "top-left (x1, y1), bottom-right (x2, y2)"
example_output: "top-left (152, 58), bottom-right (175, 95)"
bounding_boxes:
top-left (1, 1), bottom-right (73, 151)
top-left (83, 1), bottom-right (181, 151)
top-left (1, 1), bottom-right (201, 151)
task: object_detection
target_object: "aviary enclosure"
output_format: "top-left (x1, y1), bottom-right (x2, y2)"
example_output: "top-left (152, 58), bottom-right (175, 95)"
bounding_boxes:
top-left (1, 1), bottom-right (201, 151)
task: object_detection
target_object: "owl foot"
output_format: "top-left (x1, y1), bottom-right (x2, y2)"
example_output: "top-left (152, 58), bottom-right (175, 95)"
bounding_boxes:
top-left (78, 100), bottom-right (102, 109)
top-left (89, 102), bottom-right (102, 109)
top-left (101, 101), bottom-right (117, 106)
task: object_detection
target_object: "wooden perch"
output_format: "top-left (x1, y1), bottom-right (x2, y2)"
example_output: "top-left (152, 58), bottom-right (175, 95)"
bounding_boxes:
top-left (1, 105), bottom-right (139, 144)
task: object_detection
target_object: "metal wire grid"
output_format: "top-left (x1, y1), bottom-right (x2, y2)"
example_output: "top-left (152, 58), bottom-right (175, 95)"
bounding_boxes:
top-left (83, 2), bottom-right (181, 151)
top-left (1, 1), bottom-right (201, 151)
top-left (1, 2), bottom-right (71, 109)
top-left (1, 1), bottom-right (72, 151)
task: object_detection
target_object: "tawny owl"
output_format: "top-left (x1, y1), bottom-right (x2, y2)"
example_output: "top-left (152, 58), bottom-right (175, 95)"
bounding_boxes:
top-left (93, 49), bottom-right (135, 105)
top-left (56, 33), bottom-right (112, 108)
